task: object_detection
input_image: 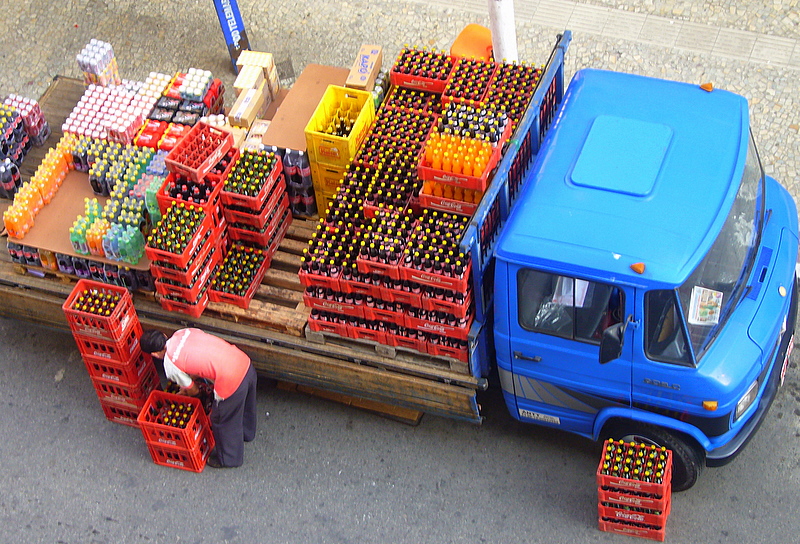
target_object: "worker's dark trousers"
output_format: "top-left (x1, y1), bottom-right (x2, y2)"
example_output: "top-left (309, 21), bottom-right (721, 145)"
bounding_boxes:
top-left (211, 364), bottom-right (258, 467)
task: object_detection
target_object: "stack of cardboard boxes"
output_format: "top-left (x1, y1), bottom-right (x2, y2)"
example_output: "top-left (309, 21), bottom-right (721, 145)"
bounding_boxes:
top-left (229, 51), bottom-right (282, 133)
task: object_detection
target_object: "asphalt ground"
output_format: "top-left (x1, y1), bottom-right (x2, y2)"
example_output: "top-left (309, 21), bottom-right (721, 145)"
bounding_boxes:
top-left (0, 1), bottom-right (799, 543)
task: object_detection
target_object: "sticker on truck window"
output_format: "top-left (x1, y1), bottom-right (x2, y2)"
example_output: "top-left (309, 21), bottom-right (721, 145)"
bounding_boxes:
top-left (519, 409), bottom-right (561, 425)
top-left (688, 286), bottom-right (723, 325)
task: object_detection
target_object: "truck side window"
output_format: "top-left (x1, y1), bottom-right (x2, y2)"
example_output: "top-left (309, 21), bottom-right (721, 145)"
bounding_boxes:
top-left (645, 290), bottom-right (694, 367)
top-left (517, 269), bottom-right (622, 344)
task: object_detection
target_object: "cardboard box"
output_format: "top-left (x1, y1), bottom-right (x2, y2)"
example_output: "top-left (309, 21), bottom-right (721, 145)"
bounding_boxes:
top-left (233, 64), bottom-right (265, 96)
top-left (228, 81), bottom-right (270, 129)
top-left (346, 45), bottom-right (383, 91)
top-left (236, 50), bottom-right (275, 74)
top-left (262, 64), bottom-right (349, 152)
top-left (247, 119), bottom-right (271, 141)
top-left (266, 64), bottom-right (281, 100)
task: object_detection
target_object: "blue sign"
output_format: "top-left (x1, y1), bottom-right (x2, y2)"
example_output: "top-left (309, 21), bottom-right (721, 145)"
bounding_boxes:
top-left (213, 0), bottom-right (251, 73)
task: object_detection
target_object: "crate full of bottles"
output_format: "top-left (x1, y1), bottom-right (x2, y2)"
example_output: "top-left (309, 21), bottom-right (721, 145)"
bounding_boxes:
top-left (137, 390), bottom-right (215, 472)
top-left (62, 280), bottom-right (158, 427)
top-left (596, 439), bottom-right (673, 542)
top-left (208, 242), bottom-right (271, 309)
top-left (304, 85), bottom-right (376, 168)
top-left (146, 201), bottom-right (226, 317)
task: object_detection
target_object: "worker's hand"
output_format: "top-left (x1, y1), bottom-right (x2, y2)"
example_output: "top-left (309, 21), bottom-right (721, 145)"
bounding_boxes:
top-left (179, 382), bottom-right (201, 397)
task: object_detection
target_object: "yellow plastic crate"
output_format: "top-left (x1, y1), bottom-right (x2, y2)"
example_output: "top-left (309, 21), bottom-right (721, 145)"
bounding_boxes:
top-left (304, 85), bottom-right (375, 167)
top-left (314, 187), bottom-right (338, 218)
top-left (310, 160), bottom-right (347, 195)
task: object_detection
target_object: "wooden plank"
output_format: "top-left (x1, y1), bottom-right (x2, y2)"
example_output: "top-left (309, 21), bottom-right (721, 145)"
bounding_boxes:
top-left (254, 283), bottom-right (303, 305)
top-left (263, 267), bottom-right (303, 291)
top-left (278, 237), bottom-right (308, 256)
top-left (278, 381), bottom-right (424, 425)
top-left (206, 298), bottom-right (308, 336)
top-left (270, 251), bottom-right (302, 271)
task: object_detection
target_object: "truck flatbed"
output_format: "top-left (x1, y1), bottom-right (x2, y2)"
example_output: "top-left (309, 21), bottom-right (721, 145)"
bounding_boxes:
top-left (0, 76), bottom-right (485, 423)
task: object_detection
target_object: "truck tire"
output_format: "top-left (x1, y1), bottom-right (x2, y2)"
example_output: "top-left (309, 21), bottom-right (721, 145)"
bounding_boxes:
top-left (613, 424), bottom-right (704, 492)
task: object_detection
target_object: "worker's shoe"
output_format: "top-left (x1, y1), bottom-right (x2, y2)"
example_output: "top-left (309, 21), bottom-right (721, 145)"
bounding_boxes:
top-left (206, 451), bottom-right (226, 469)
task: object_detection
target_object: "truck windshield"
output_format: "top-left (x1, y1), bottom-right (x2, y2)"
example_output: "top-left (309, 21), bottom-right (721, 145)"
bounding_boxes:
top-left (676, 133), bottom-right (765, 361)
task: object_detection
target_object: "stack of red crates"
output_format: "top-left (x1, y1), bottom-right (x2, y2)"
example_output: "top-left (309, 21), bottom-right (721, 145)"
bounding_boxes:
top-left (63, 279), bottom-right (158, 427)
top-left (137, 390), bottom-right (215, 472)
top-left (596, 439), bottom-right (673, 541)
top-left (146, 121), bottom-right (234, 317)
top-left (220, 148), bottom-right (291, 253)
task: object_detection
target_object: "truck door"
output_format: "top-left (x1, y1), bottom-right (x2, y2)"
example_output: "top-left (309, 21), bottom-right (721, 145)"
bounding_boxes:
top-left (506, 267), bottom-right (633, 435)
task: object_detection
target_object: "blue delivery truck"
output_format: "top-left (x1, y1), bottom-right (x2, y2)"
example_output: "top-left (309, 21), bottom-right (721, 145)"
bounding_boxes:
top-left (0, 32), bottom-right (795, 491)
top-left (488, 65), bottom-right (798, 491)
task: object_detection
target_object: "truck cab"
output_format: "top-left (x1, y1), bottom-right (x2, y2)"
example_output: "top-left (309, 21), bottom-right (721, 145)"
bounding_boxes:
top-left (493, 68), bottom-right (798, 490)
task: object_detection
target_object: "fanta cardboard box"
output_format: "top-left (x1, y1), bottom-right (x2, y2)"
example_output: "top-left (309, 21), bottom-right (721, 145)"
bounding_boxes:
top-left (345, 45), bottom-right (383, 91)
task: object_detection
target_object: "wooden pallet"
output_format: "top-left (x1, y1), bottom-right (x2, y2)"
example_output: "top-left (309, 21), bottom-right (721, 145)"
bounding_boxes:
top-left (0, 76), bottom-right (486, 422)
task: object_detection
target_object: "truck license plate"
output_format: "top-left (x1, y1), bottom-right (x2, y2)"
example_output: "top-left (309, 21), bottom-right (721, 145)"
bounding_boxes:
top-left (780, 334), bottom-right (794, 386)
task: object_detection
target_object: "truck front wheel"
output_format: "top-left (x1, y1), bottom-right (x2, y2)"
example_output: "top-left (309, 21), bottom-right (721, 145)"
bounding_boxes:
top-left (613, 424), bottom-right (704, 492)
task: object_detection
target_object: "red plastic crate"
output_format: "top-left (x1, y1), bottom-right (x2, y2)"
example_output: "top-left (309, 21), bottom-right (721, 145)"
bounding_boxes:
top-left (596, 445), bottom-right (673, 498)
top-left (427, 342), bottom-right (469, 363)
top-left (145, 429), bottom-right (214, 473)
top-left (340, 277), bottom-right (383, 299)
top-left (75, 323), bottom-right (142, 365)
top-left (154, 248), bottom-right (221, 300)
top-left (597, 518), bottom-right (666, 542)
top-left (356, 256), bottom-right (401, 280)
top-left (364, 304), bottom-right (406, 327)
top-left (227, 197), bottom-right (289, 246)
top-left (399, 260), bottom-right (472, 292)
top-left (145, 206), bottom-right (222, 268)
top-left (389, 50), bottom-right (454, 94)
top-left (416, 123), bottom-right (511, 192)
top-left (165, 121), bottom-right (234, 181)
top-left (99, 399), bottom-right (141, 427)
top-left (298, 268), bottom-right (341, 291)
top-left (205, 147), bottom-right (240, 186)
top-left (157, 290), bottom-right (210, 318)
top-left (84, 348), bottom-right (154, 384)
top-left (347, 324), bottom-right (387, 344)
top-left (221, 155), bottom-right (283, 209)
top-left (208, 250), bottom-right (271, 310)
top-left (385, 332), bottom-right (425, 353)
top-left (380, 286), bottom-right (422, 307)
top-left (138, 390), bottom-right (213, 450)
top-left (407, 313), bottom-right (472, 341)
top-left (303, 293), bottom-right (365, 319)
top-left (155, 171), bottom-right (224, 216)
top-left (63, 280), bottom-right (138, 342)
top-left (308, 315), bottom-right (349, 337)
top-left (598, 488), bottom-right (671, 512)
top-left (418, 191), bottom-right (479, 217)
top-left (598, 501), bottom-right (670, 528)
top-left (91, 364), bottom-right (160, 410)
top-left (441, 58), bottom-right (498, 106)
top-left (222, 181), bottom-right (287, 228)
top-left (149, 227), bottom-right (224, 284)
top-left (420, 291), bottom-right (472, 319)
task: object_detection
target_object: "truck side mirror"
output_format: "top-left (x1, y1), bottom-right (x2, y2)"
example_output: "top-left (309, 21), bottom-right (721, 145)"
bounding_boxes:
top-left (599, 322), bottom-right (626, 364)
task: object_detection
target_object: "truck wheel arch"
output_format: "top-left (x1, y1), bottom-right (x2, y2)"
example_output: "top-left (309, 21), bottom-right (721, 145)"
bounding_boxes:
top-left (598, 415), bottom-right (706, 492)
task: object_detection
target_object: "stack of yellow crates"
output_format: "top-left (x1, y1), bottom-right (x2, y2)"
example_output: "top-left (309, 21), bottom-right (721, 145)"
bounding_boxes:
top-left (304, 85), bottom-right (375, 216)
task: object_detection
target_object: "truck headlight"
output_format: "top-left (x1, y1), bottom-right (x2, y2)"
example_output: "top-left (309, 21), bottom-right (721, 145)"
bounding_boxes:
top-left (735, 380), bottom-right (759, 421)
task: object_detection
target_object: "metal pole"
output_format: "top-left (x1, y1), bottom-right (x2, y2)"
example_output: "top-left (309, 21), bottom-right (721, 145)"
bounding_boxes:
top-left (488, 0), bottom-right (519, 62)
